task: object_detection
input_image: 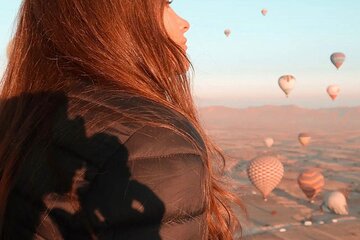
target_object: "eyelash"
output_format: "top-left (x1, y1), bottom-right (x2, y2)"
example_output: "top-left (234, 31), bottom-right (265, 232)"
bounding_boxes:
top-left (167, 0), bottom-right (173, 4)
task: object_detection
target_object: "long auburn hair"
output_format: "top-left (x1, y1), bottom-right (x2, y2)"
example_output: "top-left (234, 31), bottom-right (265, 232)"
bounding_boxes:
top-left (0, 0), bottom-right (245, 239)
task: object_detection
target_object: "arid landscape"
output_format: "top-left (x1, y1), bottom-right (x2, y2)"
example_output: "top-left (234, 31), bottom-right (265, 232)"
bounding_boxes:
top-left (199, 105), bottom-right (360, 240)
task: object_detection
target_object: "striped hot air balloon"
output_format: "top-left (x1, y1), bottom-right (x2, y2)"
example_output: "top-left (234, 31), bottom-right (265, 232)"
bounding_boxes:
top-left (330, 52), bottom-right (346, 69)
top-left (298, 168), bottom-right (325, 201)
top-left (247, 155), bottom-right (284, 201)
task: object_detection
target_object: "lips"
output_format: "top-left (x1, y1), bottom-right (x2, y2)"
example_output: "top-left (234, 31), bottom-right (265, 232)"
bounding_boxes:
top-left (182, 39), bottom-right (188, 50)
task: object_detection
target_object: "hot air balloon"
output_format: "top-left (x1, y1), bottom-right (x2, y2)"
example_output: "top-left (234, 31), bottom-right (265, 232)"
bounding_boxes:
top-left (321, 191), bottom-right (349, 215)
top-left (298, 168), bottom-right (325, 201)
top-left (298, 133), bottom-right (311, 147)
top-left (224, 29), bottom-right (231, 37)
top-left (330, 52), bottom-right (346, 70)
top-left (327, 85), bottom-right (340, 100)
top-left (261, 9), bottom-right (268, 16)
top-left (278, 75), bottom-right (296, 97)
top-left (264, 138), bottom-right (274, 148)
top-left (247, 155), bottom-right (284, 201)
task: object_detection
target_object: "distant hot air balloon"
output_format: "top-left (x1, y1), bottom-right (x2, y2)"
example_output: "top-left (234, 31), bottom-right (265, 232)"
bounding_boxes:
top-left (327, 85), bottom-right (340, 100)
top-left (321, 191), bottom-right (349, 215)
top-left (298, 168), bottom-right (325, 201)
top-left (330, 52), bottom-right (346, 69)
top-left (247, 155), bottom-right (284, 201)
top-left (278, 75), bottom-right (296, 97)
top-left (224, 29), bottom-right (231, 37)
top-left (264, 138), bottom-right (274, 148)
top-left (298, 133), bottom-right (311, 147)
top-left (261, 9), bottom-right (268, 16)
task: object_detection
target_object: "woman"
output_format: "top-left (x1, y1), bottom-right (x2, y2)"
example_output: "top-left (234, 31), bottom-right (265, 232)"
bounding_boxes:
top-left (0, 0), bottom-right (244, 239)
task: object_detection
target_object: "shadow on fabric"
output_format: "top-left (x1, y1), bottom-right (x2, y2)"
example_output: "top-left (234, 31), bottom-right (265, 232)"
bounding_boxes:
top-left (1, 91), bottom-right (165, 240)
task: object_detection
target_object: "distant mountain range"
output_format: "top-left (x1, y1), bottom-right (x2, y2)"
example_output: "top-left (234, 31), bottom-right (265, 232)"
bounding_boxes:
top-left (198, 105), bottom-right (360, 133)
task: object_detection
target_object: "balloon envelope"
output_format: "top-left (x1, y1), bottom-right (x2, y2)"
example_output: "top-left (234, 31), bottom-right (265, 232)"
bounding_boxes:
top-left (330, 52), bottom-right (346, 69)
top-left (278, 75), bottom-right (296, 97)
top-left (298, 133), bottom-right (311, 147)
top-left (264, 138), bottom-right (274, 148)
top-left (247, 155), bottom-right (284, 200)
top-left (327, 85), bottom-right (340, 100)
top-left (261, 9), bottom-right (268, 16)
top-left (224, 29), bottom-right (231, 37)
top-left (298, 168), bottom-right (325, 200)
top-left (324, 191), bottom-right (349, 215)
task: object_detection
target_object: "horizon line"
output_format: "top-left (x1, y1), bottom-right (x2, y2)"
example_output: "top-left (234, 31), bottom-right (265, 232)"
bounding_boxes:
top-left (197, 104), bottom-right (360, 110)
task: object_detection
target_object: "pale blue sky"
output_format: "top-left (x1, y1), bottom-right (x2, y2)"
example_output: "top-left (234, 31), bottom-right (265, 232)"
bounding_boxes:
top-left (1, 0), bottom-right (359, 108)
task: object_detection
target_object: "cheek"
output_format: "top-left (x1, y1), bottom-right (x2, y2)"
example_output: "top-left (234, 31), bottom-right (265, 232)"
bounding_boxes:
top-left (163, 9), bottom-right (181, 43)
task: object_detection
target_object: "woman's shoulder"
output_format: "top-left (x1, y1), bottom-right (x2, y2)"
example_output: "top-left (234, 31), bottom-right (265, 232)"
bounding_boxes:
top-left (53, 82), bottom-right (205, 159)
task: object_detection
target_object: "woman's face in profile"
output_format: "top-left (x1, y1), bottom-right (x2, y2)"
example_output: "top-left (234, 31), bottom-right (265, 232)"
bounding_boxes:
top-left (163, 0), bottom-right (190, 51)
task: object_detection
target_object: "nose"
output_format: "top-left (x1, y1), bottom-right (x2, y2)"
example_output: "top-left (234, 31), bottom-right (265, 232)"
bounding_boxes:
top-left (181, 18), bottom-right (190, 33)
top-left (184, 19), bottom-right (190, 32)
